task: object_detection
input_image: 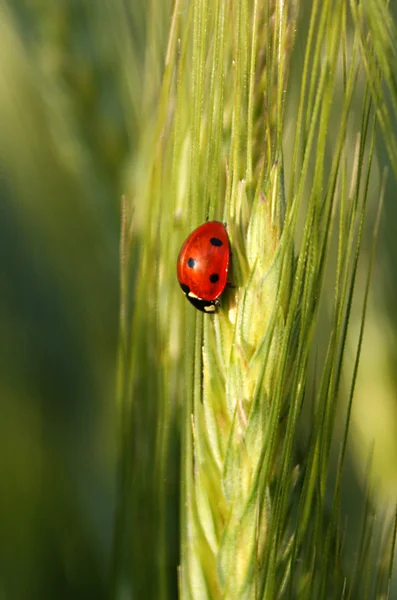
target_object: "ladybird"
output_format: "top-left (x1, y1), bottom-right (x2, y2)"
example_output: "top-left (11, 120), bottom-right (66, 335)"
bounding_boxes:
top-left (176, 221), bottom-right (230, 313)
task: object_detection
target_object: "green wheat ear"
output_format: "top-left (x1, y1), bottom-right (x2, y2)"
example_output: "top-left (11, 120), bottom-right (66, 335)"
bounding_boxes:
top-left (177, 1), bottom-right (397, 598)
top-left (201, 176), bottom-right (286, 597)
top-left (180, 1), bottom-right (296, 594)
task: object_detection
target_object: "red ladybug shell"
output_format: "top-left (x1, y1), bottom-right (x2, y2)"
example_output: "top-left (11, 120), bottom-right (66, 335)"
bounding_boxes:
top-left (177, 221), bottom-right (230, 313)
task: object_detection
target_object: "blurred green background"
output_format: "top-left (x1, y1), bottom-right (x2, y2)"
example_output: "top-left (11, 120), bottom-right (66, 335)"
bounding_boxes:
top-left (1, 1), bottom-right (396, 598)
top-left (0, 1), bottom-right (148, 597)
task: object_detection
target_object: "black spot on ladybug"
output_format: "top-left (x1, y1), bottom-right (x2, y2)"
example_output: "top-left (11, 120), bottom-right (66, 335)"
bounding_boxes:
top-left (181, 283), bottom-right (190, 294)
top-left (210, 237), bottom-right (223, 247)
top-left (209, 273), bottom-right (219, 283)
top-left (187, 257), bottom-right (196, 268)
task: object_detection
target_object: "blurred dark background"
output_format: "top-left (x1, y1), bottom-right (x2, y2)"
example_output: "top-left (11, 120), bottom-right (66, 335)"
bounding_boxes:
top-left (0, 2), bottom-right (142, 597)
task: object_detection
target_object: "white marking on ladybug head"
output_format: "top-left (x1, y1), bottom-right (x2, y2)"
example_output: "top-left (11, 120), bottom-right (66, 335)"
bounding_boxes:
top-left (204, 304), bottom-right (216, 313)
